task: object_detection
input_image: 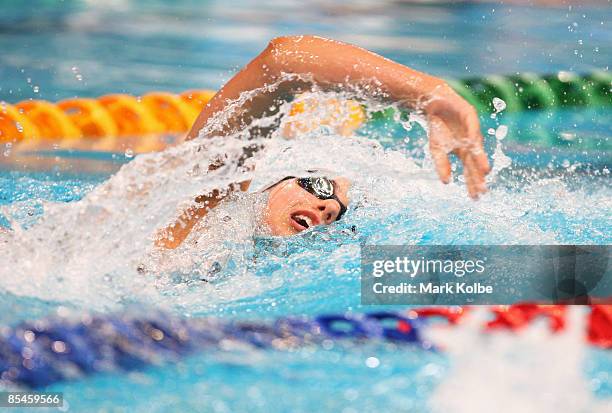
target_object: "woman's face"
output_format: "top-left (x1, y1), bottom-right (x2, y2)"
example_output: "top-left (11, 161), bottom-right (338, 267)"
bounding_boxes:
top-left (264, 177), bottom-right (351, 236)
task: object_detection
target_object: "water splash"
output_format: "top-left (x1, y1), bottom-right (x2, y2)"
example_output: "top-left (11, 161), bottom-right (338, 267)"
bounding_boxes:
top-left (0, 89), bottom-right (610, 313)
top-left (428, 308), bottom-right (612, 413)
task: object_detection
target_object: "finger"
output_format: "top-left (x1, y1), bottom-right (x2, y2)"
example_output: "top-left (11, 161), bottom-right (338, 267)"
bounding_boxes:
top-left (467, 132), bottom-right (490, 176)
top-left (463, 153), bottom-right (478, 199)
top-left (432, 149), bottom-right (452, 184)
top-left (459, 151), bottom-right (486, 199)
top-left (469, 152), bottom-right (488, 195)
top-left (463, 106), bottom-right (481, 141)
top-left (472, 148), bottom-right (491, 176)
top-left (463, 107), bottom-right (491, 175)
top-left (467, 152), bottom-right (488, 198)
top-left (428, 115), bottom-right (453, 184)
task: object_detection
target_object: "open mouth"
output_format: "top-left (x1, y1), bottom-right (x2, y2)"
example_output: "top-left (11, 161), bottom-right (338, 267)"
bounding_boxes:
top-left (290, 211), bottom-right (319, 232)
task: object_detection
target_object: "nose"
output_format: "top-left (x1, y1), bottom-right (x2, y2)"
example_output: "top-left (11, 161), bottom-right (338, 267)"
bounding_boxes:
top-left (316, 199), bottom-right (340, 224)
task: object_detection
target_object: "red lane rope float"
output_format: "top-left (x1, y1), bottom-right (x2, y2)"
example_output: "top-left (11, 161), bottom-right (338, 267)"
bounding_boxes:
top-left (402, 304), bottom-right (611, 349)
top-left (398, 306), bottom-right (469, 334)
top-left (483, 303), bottom-right (612, 349)
top-left (486, 304), bottom-right (567, 333)
top-left (413, 306), bottom-right (468, 324)
top-left (587, 305), bottom-right (612, 348)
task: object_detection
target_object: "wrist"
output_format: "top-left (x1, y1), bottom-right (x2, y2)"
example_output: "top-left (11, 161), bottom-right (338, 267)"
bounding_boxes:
top-left (394, 72), bottom-right (448, 111)
top-left (420, 81), bottom-right (459, 114)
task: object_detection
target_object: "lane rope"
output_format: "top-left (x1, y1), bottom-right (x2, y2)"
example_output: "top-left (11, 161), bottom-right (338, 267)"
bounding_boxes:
top-left (0, 71), bottom-right (609, 144)
top-left (0, 304), bottom-right (609, 389)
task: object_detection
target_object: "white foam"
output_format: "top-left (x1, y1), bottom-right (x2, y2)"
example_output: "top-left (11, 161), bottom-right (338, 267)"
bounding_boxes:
top-left (428, 308), bottom-right (611, 413)
top-left (0, 89), bottom-right (609, 310)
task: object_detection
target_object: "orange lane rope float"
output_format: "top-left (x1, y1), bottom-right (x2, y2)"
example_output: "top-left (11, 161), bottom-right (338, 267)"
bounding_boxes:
top-left (281, 92), bottom-right (366, 138)
top-left (0, 90), bottom-right (218, 146)
top-left (0, 101), bottom-right (42, 143)
top-left (0, 89), bottom-right (364, 147)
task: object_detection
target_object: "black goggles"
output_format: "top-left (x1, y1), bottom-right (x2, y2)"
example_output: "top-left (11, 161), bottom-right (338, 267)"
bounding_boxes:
top-left (273, 176), bottom-right (347, 221)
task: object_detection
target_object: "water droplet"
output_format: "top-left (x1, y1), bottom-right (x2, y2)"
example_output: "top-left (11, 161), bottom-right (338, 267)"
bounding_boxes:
top-left (23, 330), bottom-right (35, 342)
top-left (124, 149), bottom-right (134, 158)
top-left (365, 356), bottom-right (380, 368)
top-left (72, 66), bottom-right (83, 81)
top-left (495, 125), bottom-right (508, 140)
top-left (492, 97), bottom-right (506, 112)
top-left (52, 341), bottom-right (67, 353)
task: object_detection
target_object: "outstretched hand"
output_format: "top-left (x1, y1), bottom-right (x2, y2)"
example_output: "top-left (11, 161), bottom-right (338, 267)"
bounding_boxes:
top-left (423, 83), bottom-right (490, 199)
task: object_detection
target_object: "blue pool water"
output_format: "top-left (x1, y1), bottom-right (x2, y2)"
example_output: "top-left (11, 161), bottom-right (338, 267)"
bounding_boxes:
top-left (1, 1), bottom-right (611, 412)
top-left (1, 103), bottom-right (610, 411)
top-left (1, 0), bottom-right (611, 101)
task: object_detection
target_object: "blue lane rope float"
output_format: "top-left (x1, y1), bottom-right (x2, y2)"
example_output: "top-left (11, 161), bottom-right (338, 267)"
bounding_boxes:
top-left (0, 310), bottom-right (430, 389)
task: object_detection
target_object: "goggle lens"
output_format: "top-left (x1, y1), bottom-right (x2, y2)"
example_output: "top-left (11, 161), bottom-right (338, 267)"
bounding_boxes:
top-left (296, 177), bottom-right (347, 221)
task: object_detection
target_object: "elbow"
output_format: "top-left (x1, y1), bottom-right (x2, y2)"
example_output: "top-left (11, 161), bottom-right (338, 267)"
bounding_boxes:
top-left (263, 35), bottom-right (321, 68)
top-left (263, 36), bottom-right (294, 60)
top-left (261, 36), bottom-right (294, 70)
top-left (267, 35), bottom-right (293, 49)
top-left (268, 35), bottom-right (315, 48)
top-left (265, 34), bottom-right (321, 55)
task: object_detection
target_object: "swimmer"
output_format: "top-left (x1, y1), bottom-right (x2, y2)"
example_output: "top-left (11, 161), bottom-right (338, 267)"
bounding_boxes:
top-left (156, 35), bottom-right (490, 249)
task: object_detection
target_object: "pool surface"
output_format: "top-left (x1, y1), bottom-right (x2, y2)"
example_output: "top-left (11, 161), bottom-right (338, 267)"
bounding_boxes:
top-left (1, 1), bottom-right (611, 412)
top-left (1, 0), bottom-right (611, 101)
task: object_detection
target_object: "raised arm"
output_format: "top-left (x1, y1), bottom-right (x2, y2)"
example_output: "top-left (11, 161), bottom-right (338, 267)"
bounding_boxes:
top-left (155, 180), bottom-right (250, 249)
top-left (186, 35), bottom-right (489, 198)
